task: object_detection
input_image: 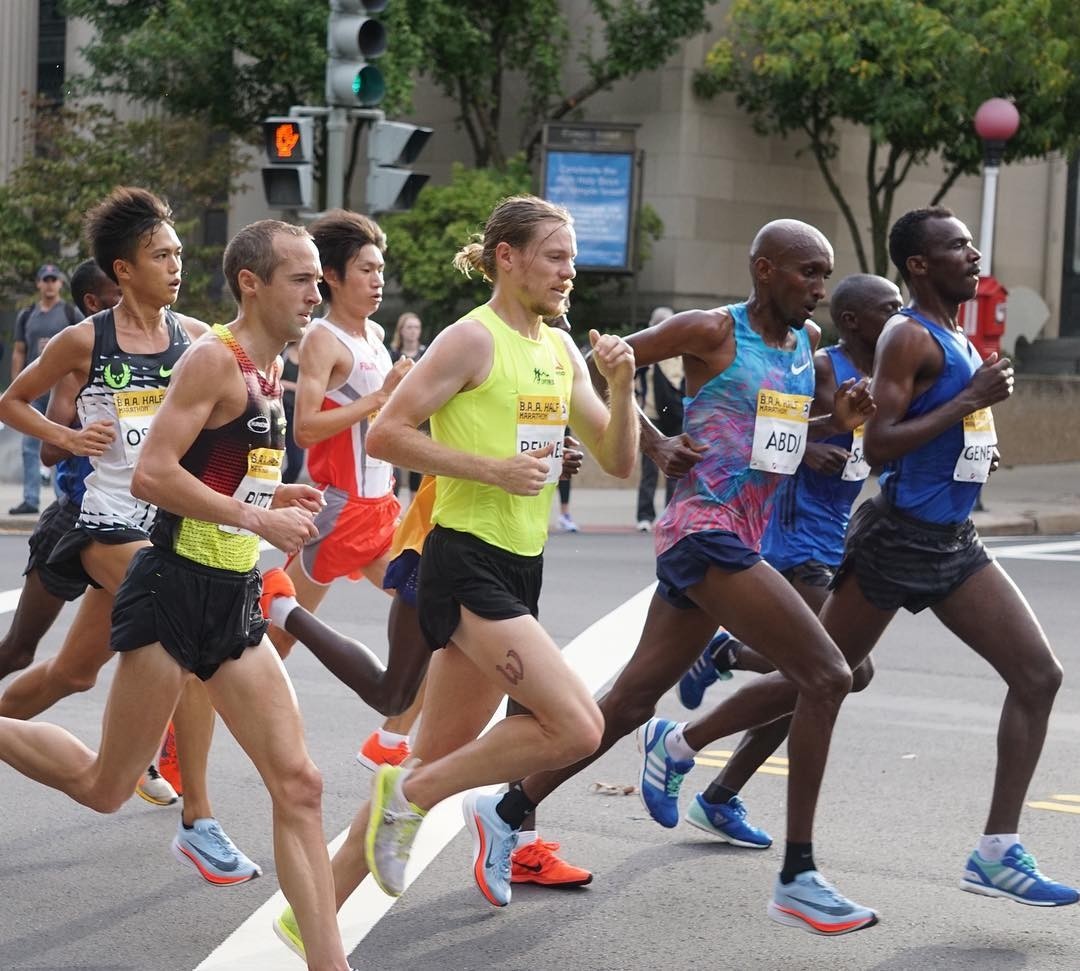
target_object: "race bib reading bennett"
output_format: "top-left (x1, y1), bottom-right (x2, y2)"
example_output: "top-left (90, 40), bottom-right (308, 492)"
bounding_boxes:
top-left (954, 407), bottom-right (996, 483)
top-left (517, 394), bottom-right (567, 485)
top-left (750, 389), bottom-right (812, 475)
top-left (220, 447), bottom-right (284, 535)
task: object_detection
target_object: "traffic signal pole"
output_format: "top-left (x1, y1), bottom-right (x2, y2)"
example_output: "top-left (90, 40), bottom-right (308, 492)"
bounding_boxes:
top-left (326, 106), bottom-right (348, 211)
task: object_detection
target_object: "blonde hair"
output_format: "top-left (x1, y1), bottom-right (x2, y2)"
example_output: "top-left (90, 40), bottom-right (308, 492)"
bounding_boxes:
top-left (391, 311), bottom-right (422, 352)
top-left (452, 194), bottom-right (573, 284)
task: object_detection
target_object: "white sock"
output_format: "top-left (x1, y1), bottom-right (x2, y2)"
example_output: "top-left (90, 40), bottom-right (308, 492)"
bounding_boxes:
top-left (665, 723), bottom-right (698, 762)
top-left (377, 728), bottom-right (409, 746)
top-left (978, 833), bottom-right (1019, 862)
top-left (268, 595), bottom-right (298, 630)
top-left (515, 830), bottom-right (539, 848)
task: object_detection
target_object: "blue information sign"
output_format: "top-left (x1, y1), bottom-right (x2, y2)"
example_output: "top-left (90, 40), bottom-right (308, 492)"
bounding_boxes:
top-left (543, 150), bottom-right (634, 270)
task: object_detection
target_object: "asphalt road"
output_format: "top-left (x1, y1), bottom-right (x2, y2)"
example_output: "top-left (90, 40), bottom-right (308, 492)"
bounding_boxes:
top-left (1, 531), bottom-right (1080, 971)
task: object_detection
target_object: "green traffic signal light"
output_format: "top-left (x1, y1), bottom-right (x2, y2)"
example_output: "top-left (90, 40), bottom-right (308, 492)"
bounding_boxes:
top-left (352, 65), bottom-right (386, 107)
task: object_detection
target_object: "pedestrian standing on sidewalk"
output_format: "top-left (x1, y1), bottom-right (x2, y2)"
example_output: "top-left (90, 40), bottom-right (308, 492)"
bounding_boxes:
top-left (10, 263), bottom-right (83, 515)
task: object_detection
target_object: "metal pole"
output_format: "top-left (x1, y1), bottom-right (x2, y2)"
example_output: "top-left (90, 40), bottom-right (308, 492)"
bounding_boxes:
top-left (325, 106), bottom-right (348, 211)
top-left (978, 162), bottom-right (1000, 275)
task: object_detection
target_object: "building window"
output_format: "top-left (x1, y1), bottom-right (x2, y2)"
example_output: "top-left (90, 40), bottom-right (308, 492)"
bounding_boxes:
top-left (38, 0), bottom-right (67, 104)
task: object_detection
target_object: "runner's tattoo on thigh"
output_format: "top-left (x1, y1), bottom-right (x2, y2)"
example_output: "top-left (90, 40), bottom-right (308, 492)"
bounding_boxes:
top-left (496, 648), bottom-right (525, 686)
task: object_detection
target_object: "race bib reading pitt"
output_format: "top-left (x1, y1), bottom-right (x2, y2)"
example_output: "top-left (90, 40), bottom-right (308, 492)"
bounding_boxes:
top-left (750, 390), bottom-right (812, 474)
top-left (220, 447), bottom-right (284, 534)
top-left (517, 395), bottom-right (567, 485)
top-left (953, 407), bottom-right (996, 483)
top-left (114, 388), bottom-right (167, 466)
top-left (841, 424), bottom-right (871, 482)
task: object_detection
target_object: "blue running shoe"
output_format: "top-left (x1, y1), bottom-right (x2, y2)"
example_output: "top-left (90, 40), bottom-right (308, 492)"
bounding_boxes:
top-left (462, 791), bottom-right (517, 907)
top-left (678, 650), bottom-right (720, 710)
top-left (172, 817), bottom-right (261, 887)
top-left (960, 843), bottom-right (1079, 906)
top-left (637, 717), bottom-right (694, 828)
top-left (768, 870), bottom-right (878, 936)
top-left (685, 792), bottom-right (772, 848)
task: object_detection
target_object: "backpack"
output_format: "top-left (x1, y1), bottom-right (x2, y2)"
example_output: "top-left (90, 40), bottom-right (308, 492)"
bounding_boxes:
top-left (15, 300), bottom-right (80, 339)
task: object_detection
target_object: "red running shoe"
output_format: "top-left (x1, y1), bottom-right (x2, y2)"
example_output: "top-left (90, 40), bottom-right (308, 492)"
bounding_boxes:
top-left (260, 566), bottom-right (296, 621)
top-left (158, 721), bottom-right (183, 797)
top-left (511, 838), bottom-right (593, 887)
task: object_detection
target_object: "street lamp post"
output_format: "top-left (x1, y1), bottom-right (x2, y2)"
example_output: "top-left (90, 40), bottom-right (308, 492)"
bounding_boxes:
top-left (962, 98), bottom-right (1020, 360)
top-left (973, 97), bottom-right (1020, 275)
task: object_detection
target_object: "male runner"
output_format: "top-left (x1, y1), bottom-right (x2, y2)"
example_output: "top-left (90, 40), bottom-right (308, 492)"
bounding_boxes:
top-left (355, 194), bottom-right (637, 910)
top-left (659, 274), bottom-right (901, 849)
top-left (504, 219), bottom-right (879, 935)
top-left (661, 207), bottom-right (1077, 913)
top-left (0, 259), bottom-right (118, 682)
top-left (0, 219), bottom-right (356, 971)
top-left (0, 187), bottom-right (255, 878)
top-left (266, 209), bottom-right (422, 767)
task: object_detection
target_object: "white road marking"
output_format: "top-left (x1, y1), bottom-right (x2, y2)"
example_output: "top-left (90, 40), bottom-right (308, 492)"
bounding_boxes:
top-left (193, 583), bottom-right (656, 970)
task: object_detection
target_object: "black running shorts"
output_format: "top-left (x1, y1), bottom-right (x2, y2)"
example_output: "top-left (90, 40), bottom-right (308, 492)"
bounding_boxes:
top-left (831, 495), bottom-right (992, 614)
top-left (417, 525), bottom-right (542, 651)
top-left (26, 496), bottom-right (87, 602)
top-left (780, 559), bottom-right (835, 590)
top-left (48, 522), bottom-right (150, 589)
top-left (110, 546), bottom-right (268, 680)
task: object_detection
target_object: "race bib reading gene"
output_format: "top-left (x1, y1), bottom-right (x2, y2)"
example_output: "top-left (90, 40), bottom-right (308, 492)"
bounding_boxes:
top-left (114, 388), bottom-right (167, 467)
top-left (220, 447), bottom-right (284, 535)
top-left (750, 390), bottom-right (812, 474)
top-left (953, 407), bottom-right (996, 483)
top-left (517, 395), bottom-right (567, 485)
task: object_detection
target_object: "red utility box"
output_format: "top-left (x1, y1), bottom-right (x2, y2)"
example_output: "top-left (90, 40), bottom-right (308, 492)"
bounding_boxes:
top-left (958, 275), bottom-right (1007, 361)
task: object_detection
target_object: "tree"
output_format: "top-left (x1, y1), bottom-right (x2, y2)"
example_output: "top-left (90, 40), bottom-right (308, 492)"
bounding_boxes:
top-left (63, 0), bottom-right (327, 135)
top-left (0, 100), bottom-right (245, 321)
top-left (384, 0), bottom-right (712, 169)
top-left (694, 0), bottom-right (1080, 275)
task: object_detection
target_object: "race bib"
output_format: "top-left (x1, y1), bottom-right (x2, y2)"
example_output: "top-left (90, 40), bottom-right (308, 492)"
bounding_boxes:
top-left (220, 447), bottom-right (284, 534)
top-left (517, 395), bottom-right (567, 485)
top-left (953, 407), bottom-right (996, 483)
top-left (114, 388), bottom-right (167, 466)
top-left (750, 390), bottom-right (812, 474)
top-left (841, 424), bottom-right (871, 482)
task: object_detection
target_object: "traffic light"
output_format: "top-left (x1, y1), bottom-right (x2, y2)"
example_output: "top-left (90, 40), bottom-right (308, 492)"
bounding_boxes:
top-left (326, 0), bottom-right (388, 108)
top-left (261, 117), bottom-right (315, 209)
top-left (365, 120), bottom-right (432, 213)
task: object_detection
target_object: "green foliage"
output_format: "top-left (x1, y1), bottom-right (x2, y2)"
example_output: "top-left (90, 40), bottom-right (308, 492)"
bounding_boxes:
top-left (382, 0), bottom-right (711, 167)
top-left (695, 0), bottom-right (1080, 274)
top-left (0, 100), bottom-right (245, 322)
top-left (63, 0), bottom-right (328, 135)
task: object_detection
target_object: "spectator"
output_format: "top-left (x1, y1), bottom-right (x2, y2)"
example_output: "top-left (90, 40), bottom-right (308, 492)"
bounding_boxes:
top-left (280, 341), bottom-right (305, 483)
top-left (388, 311), bottom-right (427, 363)
top-left (9, 263), bottom-right (83, 515)
top-left (635, 305), bottom-right (683, 531)
top-left (388, 311), bottom-right (427, 497)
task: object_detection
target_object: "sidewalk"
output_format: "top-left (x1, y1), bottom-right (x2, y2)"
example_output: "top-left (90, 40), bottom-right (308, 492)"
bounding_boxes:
top-left (2, 463), bottom-right (1078, 537)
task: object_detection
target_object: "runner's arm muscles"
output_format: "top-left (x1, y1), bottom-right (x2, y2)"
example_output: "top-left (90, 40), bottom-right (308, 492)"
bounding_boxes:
top-left (40, 372), bottom-right (83, 466)
top-left (0, 324), bottom-right (93, 450)
top-left (562, 331), bottom-right (639, 479)
top-left (131, 341), bottom-right (261, 531)
top-left (862, 321), bottom-right (973, 465)
top-left (366, 319), bottom-right (500, 481)
top-left (292, 327), bottom-right (385, 448)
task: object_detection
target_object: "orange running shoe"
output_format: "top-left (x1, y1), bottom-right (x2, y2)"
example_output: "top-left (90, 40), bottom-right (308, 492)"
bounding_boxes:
top-left (158, 721), bottom-right (183, 797)
top-left (260, 566), bottom-right (296, 621)
top-left (355, 730), bottom-right (411, 771)
top-left (511, 838), bottom-right (593, 887)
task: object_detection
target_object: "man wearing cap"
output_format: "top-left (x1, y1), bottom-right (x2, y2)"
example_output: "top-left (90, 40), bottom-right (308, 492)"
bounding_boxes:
top-left (10, 263), bottom-right (83, 515)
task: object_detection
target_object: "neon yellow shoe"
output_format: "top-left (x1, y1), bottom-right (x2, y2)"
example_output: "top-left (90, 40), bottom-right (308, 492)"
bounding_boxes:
top-left (272, 905), bottom-right (304, 962)
top-left (365, 765), bottom-right (426, 897)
